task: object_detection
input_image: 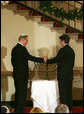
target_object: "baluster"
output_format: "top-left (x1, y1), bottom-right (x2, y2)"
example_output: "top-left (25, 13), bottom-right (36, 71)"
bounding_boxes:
top-left (31, 1), bottom-right (33, 8)
top-left (74, 1), bottom-right (76, 29)
top-left (37, 1), bottom-right (39, 10)
top-left (33, 1), bottom-right (35, 10)
top-left (68, 1), bottom-right (70, 26)
top-left (25, 1), bottom-right (26, 6)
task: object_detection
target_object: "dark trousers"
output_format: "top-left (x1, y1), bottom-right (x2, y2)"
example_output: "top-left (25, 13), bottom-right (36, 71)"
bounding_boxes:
top-left (13, 76), bottom-right (28, 113)
top-left (58, 80), bottom-right (73, 112)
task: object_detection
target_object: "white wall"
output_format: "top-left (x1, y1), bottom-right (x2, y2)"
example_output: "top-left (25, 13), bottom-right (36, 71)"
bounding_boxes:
top-left (70, 38), bottom-right (83, 67)
top-left (1, 6), bottom-right (83, 101)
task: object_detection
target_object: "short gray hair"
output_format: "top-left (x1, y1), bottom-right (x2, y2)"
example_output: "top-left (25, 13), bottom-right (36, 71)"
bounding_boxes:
top-left (55, 104), bottom-right (70, 113)
top-left (18, 34), bottom-right (28, 41)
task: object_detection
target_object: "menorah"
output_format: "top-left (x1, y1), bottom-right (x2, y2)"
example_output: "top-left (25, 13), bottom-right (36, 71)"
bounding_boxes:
top-left (34, 48), bottom-right (57, 80)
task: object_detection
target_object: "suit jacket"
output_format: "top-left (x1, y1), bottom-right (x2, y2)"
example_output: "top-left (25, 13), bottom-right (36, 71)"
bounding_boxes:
top-left (47, 44), bottom-right (75, 80)
top-left (11, 43), bottom-right (43, 79)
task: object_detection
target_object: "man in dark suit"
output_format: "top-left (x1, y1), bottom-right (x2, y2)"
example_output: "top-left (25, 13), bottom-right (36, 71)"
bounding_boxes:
top-left (11, 34), bottom-right (44, 113)
top-left (46, 34), bottom-right (75, 113)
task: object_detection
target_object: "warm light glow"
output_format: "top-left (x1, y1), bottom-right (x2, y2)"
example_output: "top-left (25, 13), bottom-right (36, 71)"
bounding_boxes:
top-left (1, 1), bottom-right (9, 6)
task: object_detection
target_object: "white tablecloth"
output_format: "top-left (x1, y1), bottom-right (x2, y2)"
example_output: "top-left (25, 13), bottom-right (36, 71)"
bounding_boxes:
top-left (31, 80), bottom-right (59, 113)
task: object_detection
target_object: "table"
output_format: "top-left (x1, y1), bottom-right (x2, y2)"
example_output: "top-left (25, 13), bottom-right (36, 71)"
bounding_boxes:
top-left (31, 80), bottom-right (59, 113)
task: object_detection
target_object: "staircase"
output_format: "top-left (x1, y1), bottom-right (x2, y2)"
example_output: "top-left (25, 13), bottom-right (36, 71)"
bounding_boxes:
top-left (1, 1), bottom-right (83, 40)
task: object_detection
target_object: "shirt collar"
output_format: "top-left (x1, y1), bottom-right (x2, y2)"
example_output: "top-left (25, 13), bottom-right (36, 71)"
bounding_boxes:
top-left (64, 43), bottom-right (69, 46)
top-left (18, 42), bottom-right (24, 46)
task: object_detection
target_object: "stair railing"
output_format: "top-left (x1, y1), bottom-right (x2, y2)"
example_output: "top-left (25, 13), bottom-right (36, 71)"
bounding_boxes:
top-left (12, 1), bottom-right (83, 33)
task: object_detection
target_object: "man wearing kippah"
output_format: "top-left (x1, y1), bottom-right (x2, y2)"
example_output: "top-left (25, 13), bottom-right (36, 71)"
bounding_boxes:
top-left (47, 34), bottom-right (75, 113)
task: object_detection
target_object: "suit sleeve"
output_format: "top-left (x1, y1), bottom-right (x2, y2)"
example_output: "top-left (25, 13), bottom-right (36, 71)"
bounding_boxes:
top-left (24, 47), bottom-right (44, 63)
top-left (47, 48), bottom-right (63, 64)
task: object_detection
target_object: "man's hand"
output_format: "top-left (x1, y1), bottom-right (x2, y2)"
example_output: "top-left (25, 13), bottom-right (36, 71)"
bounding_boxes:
top-left (43, 56), bottom-right (48, 63)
